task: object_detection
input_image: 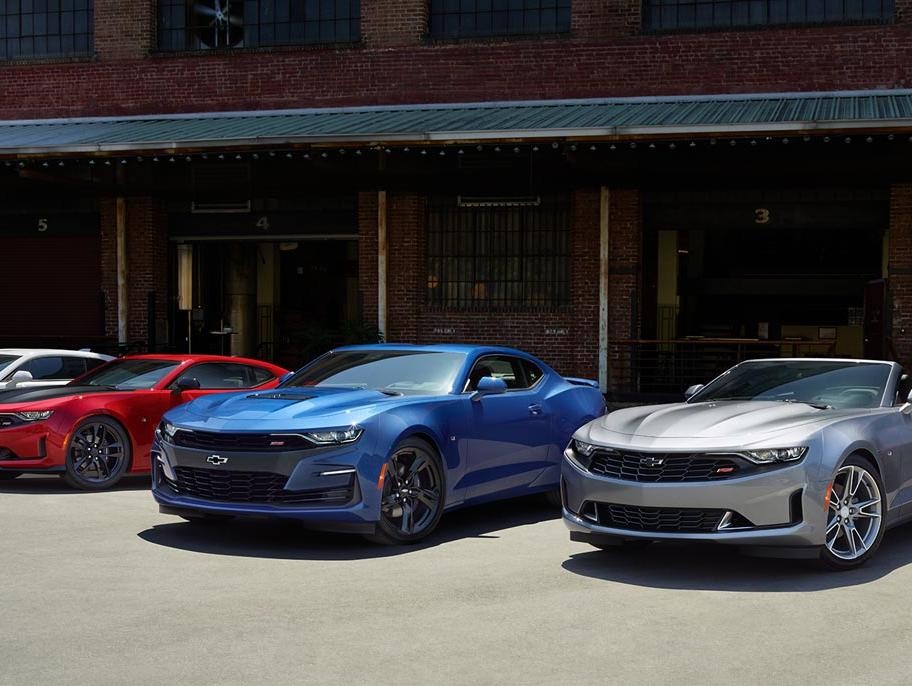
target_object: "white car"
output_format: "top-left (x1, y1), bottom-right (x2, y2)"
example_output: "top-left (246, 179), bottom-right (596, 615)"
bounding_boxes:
top-left (0, 349), bottom-right (114, 390)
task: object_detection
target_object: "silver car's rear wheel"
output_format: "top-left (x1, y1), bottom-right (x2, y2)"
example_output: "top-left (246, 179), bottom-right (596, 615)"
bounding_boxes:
top-left (824, 462), bottom-right (883, 564)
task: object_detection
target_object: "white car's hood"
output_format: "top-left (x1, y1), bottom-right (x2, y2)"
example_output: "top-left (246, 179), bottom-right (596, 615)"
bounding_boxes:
top-left (583, 400), bottom-right (865, 450)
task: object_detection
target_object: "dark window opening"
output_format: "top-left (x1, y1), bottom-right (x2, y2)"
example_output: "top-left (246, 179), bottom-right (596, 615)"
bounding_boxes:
top-left (0, 0), bottom-right (94, 59)
top-left (428, 0), bottom-right (571, 39)
top-left (427, 197), bottom-right (570, 311)
top-left (643, 0), bottom-right (893, 31)
top-left (156, 0), bottom-right (360, 51)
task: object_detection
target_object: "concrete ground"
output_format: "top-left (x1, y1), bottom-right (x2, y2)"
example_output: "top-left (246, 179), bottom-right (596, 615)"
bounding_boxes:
top-left (2, 476), bottom-right (912, 686)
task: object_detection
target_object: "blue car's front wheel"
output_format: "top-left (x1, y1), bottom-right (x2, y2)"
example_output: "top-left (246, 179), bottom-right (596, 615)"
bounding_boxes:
top-left (367, 438), bottom-right (445, 545)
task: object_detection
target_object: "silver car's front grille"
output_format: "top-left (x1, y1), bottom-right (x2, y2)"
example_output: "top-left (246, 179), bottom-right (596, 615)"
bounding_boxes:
top-left (592, 502), bottom-right (725, 533)
top-left (588, 450), bottom-right (744, 482)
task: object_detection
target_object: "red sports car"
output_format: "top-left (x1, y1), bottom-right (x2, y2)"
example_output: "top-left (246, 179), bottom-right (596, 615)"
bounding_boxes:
top-left (0, 354), bottom-right (288, 490)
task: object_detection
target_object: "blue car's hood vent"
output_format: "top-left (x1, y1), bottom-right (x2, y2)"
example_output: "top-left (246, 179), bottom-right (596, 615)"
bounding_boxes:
top-left (247, 392), bottom-right (315, 401)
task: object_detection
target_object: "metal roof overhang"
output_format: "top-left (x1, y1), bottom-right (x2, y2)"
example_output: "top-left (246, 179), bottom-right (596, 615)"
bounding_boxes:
top-left (3, 89), bottom-right (912, 157)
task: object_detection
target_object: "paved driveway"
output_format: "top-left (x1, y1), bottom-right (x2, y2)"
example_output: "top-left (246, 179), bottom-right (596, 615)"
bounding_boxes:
top-left (2, 475), bottom-right (912, 685)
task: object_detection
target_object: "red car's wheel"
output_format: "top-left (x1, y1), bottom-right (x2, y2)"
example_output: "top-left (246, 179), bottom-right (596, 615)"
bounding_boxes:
top-left (62, 417), bottom-right (132, 491)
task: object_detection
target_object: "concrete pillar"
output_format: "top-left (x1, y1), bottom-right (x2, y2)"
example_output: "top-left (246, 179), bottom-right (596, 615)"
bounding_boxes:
top-left (226, 243), bottom-right (257, 357)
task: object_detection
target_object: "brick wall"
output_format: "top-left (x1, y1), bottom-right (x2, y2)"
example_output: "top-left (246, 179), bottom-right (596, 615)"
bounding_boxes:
top-left (94, 0), bottom-right (154, 60)
top-left (889, 184), bottom-right (912, 367)
top-left (362, 0), bottom-right (427, 47)
top-left (358, 189), bottom-right (603, 378)
top-left (99, 196), bottom-right (168, 347)
top-left (2, 6), bottom-right (912, 119)
top-left (606, 188), bottom-right (642, 392)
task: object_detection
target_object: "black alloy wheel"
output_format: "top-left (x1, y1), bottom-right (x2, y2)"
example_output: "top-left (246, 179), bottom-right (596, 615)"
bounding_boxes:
top-left (367, 438), bottom-right (445, 545)
top-left (63, 417), bottom-right (132, 490)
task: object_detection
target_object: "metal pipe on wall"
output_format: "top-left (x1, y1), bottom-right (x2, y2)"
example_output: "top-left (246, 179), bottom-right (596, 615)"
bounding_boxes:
top-left (115, 197), bottom-right (128, 346)
top-left (378, 190), bottom-right (388, 339)
top-left (599, 187), bottom-right (610, 394)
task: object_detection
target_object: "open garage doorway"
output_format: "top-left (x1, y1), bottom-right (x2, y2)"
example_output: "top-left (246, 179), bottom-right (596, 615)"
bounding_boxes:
top-left (172, 239), bottom-right (358, 369)
top-left (636, 188), bottom-right (889, 394)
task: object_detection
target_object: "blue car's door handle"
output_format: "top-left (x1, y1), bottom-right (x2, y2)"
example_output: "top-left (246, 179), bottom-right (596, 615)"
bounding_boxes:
top-left (528, 403), bottom-right (544, 416)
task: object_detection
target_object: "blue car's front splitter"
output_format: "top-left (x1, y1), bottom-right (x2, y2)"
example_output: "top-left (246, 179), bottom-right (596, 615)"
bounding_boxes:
top-left (152, 489), bottom-right (379, 535)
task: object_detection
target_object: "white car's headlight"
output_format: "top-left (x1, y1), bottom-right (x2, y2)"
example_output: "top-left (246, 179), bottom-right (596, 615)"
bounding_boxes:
top-left (740, 447), bottom-right (807, 464)
top-left (14, 410), bottom-right (53, 422)
top-left (305, 427), bottom-right (363, 445)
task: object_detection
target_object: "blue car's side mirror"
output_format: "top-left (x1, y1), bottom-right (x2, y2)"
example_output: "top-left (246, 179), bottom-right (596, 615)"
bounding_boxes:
top-left (472, 376), bottom-right (508, 401)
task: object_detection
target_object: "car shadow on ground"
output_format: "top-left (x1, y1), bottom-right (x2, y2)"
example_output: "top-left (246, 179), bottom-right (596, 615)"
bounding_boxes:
top-left (137, 495), bottom-right (561, 561)
top-left (0, 474), bottom-right (150, 494)
top-left (561, 524), bottom-right (912, 591)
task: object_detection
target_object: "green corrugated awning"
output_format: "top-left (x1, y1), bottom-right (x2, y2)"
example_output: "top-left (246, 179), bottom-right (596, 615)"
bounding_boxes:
top-left (3, 89), bottom-right (912, 155)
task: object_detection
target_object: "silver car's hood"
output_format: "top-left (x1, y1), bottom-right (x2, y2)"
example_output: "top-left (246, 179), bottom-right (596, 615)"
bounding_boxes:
top-left (583, 400), bottom-right (864, 450)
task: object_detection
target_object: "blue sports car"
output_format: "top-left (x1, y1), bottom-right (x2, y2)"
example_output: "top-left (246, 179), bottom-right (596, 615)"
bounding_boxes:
top-left (151, 344), bottom-right (605, 543)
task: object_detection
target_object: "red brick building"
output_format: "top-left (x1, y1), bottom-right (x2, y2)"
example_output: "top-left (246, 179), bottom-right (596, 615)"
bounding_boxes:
top-left (1, 0), bottom-right (911, 398)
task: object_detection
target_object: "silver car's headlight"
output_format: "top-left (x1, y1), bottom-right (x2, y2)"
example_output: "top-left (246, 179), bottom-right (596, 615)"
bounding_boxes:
top-left (305, 427), bottom-right (363, 445)
top-left (740, 447), bottom-right (807, 464)
top-left (566, 439), bottom-right (598, 469)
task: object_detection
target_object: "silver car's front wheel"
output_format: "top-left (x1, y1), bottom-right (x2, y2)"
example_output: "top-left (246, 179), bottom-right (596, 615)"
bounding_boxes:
top-left (822, 458), bottom-right (885, 569)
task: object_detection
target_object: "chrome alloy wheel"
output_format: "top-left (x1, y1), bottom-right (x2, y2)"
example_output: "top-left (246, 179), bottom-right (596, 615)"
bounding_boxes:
top-left (69, 422), bottom-right (127, 484)
top-left (380, 447), bottom-right (442, 537)
top-left (825, 464), bottom-right (882, 561)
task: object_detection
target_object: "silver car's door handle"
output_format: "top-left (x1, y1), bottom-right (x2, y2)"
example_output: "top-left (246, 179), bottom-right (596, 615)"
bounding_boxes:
top-left (528, 403), bottom-right (544, 416)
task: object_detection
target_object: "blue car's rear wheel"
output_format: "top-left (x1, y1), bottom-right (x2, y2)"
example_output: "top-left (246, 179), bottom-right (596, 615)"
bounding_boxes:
top-left (368, 438), bottom-right (444, 545)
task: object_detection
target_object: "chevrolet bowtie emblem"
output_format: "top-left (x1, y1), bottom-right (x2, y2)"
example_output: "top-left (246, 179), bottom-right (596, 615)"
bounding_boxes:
top-left (207, 455), bottom-right (229, 466)
top-left (639, 457), bottom-right (665, 467)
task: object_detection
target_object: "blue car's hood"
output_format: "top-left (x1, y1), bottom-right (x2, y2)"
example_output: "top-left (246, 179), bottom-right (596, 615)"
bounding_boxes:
top-left (169, 386), bottom-right (427, 430)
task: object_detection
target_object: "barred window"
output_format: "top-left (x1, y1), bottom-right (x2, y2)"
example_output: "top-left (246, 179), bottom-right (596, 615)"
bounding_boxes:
top-left (0, 0), bottom-right (93, 59)
top-left (427, 198), bottom-right (570, 310)
top-left (157, 0), bottom-right (360, 51)
top-left (644, 0), bottom-right (893, 31)
top-left (429, 0), bottom-right (571, 39)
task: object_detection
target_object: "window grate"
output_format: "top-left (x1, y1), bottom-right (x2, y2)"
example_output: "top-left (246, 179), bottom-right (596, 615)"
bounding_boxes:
top-left (427, 197), bottom-right (570, 311)
top-left (0, 0), bottom-right (94, 59)
top-left (428, 0), bottom-right (571, 39)
top-left (156, 0), bottom-right (360, 51)
top-left (643, 0), bottom-right (894, 31)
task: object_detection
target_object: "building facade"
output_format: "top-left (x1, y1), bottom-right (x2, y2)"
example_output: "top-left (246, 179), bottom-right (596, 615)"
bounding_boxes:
top-left (2, 0), bottom-right (912, 398)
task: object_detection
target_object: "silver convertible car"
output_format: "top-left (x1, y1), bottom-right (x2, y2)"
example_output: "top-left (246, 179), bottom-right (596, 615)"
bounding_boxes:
top-left (562, 358), bottom-right (912, 569)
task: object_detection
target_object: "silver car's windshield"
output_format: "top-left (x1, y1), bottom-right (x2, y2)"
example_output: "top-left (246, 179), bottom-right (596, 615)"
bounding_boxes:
top-left (282, 350), bottom-right (467, 395)
top-left (690, 360), bottom-right (891, 410)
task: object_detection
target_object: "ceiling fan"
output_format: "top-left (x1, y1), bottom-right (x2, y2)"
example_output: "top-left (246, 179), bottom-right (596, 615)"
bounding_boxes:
top-left (193, 0), bottom-right (244, 48)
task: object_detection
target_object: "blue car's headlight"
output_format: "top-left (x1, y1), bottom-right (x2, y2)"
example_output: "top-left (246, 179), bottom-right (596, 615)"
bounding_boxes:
top-left (157, 421), bottom-right (181, 443)
top-left (739, 447), bottom-right (807, 464)
top-left (305, 427), bottom-right (363, 445)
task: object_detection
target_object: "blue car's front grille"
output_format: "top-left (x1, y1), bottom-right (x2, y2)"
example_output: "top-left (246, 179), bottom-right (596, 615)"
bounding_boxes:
top-left (170, 430), bottom-right (316, 452)
top-left (588, 450), bottom-right (743, 483)
top-left (165, 466), bottom-right (353, 506)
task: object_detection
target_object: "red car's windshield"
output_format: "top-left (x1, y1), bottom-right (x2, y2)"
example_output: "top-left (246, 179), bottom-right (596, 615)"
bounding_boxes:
top-left (72, 359), bottom-right (180, 390)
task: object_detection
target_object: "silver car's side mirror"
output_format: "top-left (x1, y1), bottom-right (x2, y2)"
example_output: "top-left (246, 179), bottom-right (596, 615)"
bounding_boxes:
top-left (684, 384), bottom-right (705, 401)
top-left (903, 390), bottom-right (912, 415)
top-left (9, 370), bottom-right (33, 386)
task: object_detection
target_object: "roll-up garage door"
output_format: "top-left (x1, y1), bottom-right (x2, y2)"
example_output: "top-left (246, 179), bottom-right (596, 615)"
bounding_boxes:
top-left (0, 212), bottom-right (102, 339)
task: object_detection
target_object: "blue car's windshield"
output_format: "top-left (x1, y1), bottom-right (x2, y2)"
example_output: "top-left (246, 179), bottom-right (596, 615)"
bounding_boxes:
top-left (689, 360), bottom-right (891, 410)
top-left (282, 351), bottom-right (466, 395)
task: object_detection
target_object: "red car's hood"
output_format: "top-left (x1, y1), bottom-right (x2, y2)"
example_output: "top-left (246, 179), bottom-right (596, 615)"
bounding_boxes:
top-left (0, 385), bottom-right (128, 410)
